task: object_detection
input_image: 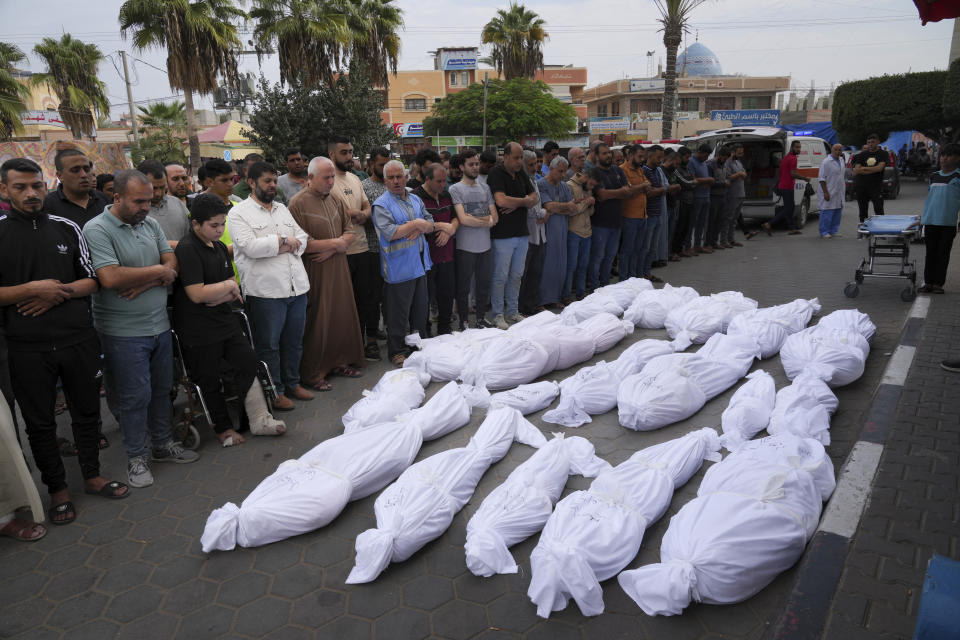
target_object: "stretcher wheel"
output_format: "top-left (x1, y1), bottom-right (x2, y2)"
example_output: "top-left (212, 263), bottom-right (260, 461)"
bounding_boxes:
top-left (844, 284), bottom-right (860, 298)
top-left (901, 287), bottom-right (917, 303)
top-left (182, 423), bottom-right (201, 450)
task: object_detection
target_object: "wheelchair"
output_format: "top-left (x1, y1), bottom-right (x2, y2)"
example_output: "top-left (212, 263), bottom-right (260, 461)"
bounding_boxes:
top-left (170, 308), bottom-right (278, 450)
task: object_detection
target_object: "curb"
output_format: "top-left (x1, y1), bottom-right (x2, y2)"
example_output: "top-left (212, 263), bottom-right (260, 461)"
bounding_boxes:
top-left (769, 296), bottom-right (930, 640)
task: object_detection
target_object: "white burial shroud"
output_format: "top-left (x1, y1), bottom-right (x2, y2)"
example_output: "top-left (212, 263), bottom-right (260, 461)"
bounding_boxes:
top-left (465, 433), bottom-right (610, 577)
top-left (526, 428), bottom-right (721, 618)
top-left (345, 407), bottom-right (547, 584)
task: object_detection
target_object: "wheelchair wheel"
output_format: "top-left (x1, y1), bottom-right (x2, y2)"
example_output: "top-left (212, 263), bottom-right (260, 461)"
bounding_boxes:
top-left (901, 286), bottom-right (917, 303)
top-left (844, 283), bottom-right (860, 298)
top-left (182, 423), bottom-right (201, 450)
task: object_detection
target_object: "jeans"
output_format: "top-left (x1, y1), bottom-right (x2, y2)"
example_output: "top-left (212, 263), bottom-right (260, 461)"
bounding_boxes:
top-left (384, 275), bottom-right (428, 357)
top-left (923, 224), bottom-right (958, 287)
top-left (769, 187), bottom-right (797, 230)
top-left (565, 233), bottom-right (591, 299)
top-left (819, 208), bottom-right (842, 236)
top-left (642, 215), bottom-right (663, 276)
top-left (619, 218), bottom-right (647, 279)
top-left (691, 198), bottom-right (710, 248)
top-left (491, 236), bottom-right (528, 317)
top-left (455, 249), bottom-right (491, 327)
top-left (100, 332), bottom-right (173, 460)
top-left (588, 226), bottom-right (620, 289)
top-left (723, 197), bottom-right (745, 244)
top-left (246, 294), bottom-right (307, 395)
top-left (9, 336), bottom-right (102, 492)
top-left (518, 243), bottom-right (544, 314)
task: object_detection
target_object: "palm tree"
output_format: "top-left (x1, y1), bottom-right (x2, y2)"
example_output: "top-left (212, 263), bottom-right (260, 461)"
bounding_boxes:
top-left (654, 0), bottom-right (710, 140)
top-left (249, 0), bottom-right (349, 88)
top-left (480, 2), bottom-right (548, 81)
top-left (119, 0), bottom-right (246, 174)
top-left (137, 100), bottom-right (187, 129)
top-left (0, 42), bottom-right (30, 140)
top-left (30, 35), bottom-right (110, 139)
top-left (345, 0), bottom-right (403, 89)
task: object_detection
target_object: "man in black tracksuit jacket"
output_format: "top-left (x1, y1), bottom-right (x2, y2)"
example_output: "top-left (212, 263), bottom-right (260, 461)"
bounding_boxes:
top-left (0, 158), bottom-right (128, 525)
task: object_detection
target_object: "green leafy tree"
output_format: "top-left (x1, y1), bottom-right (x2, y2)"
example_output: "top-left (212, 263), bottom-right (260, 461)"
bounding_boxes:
top-left (942, 58), bottom-right (960, 140)
top-left (30, 34), bottom-right (109, 139)
top-left (422, 78), bottom-right (576, 143)
top-left (833, 71), bottom-right (948, 145)
top-left (654, 0), bottom-right (711, 140)
top-left (481, 2), bottom-right (547, 81)
top-left (137, 100), bottom-right (187, 128)
top-left (245, 63), bottom-right (394, 163)
top-left (346, 0), bottom-right (403, 89)
top-left (119, 0), bottom-right (246, 173)
top-left (129, 100), bottom-right (188, 165)
top-left (0, 42), bottom-right (30, 140)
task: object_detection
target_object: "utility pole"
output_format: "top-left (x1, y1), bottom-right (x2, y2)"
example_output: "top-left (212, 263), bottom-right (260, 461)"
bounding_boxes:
top-left (120, 50), bottom-right (139, 144)
top-left (482, 73), bottom-right (489, 149)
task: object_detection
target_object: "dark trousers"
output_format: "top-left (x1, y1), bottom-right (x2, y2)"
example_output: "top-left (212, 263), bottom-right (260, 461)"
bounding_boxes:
top-left (427, 260), bottom-right (456, 334)
top-left (385, 275), bottom-right (428, 358)
top-left (0, 329), bottom-right (16, 440)
top-left (455, 249), bottom-right (492, 327)
top-left (706, 193), bottom-right (727, 246)
top-left (673, 200), bottom-right (692, 254)
top-left (923, 225), bottom-right (958, 287)
top-left (181, 334), bottom-right (257, 435)
top-left (518, 243), bottom-right (545, 314)
top-left (769, 187), bottom-right (797, 230)
top-left (857, 183), bottom-right (884, 222)
top-left (348, 252), bottom-right (384, 340)
top-left (691, 198), bottom-right (710, 248)
top-left (9, 336), bottom-right (102, 493)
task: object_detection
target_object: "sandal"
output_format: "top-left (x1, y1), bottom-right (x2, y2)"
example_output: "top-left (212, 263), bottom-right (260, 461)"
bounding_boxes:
top-left (307, 379), bottom-right (333, 391)
top-left (57, 437), bottom-right (78, 457)
top-left (330, 366), bottom-right (363, 379)
top-left (391, 353), bottom-right (407, 367)
top-left (0, 517), bottom-right (47, 542)
top-left (48, 501), bottom-right (76, 526)
top-left (84, 480), bottom-right (129, 500)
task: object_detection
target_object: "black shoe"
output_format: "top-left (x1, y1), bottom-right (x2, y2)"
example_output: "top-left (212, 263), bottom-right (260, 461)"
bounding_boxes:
top-left (476, 317), bottom-right (495, 329)
top-left (365, 342), bottom-right (381, 361)
top-left (942, 359), bottom-right (960, 373)
top-left (376, 329), bottom-right (387, 341)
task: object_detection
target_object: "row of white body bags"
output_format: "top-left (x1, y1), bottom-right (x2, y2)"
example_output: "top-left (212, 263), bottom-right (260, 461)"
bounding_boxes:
top-left (618, 432), bottom-right (836, 615)
top-left (664, 291), bottom-right (758, 345)
top-left (526, 427), bottom-right (721, 618)
top-left (623, 284), bottom-right (699, 329)
top-left (346, 407), bottom-right (547, 584)
top-left (726, 297), bottom-right (821, 359)
top-left (542, 339), bottom-right (680, 428)
top-left (617, 333), bottom-right (761, 432)
top-left (779, 308), bottom-right (875, 388)
top-left (200, 381), bottom-right (482, 552)
top-left (464, 433), bottom-right (609, 577)
top-left (342, 368), bottom-right (430, 431)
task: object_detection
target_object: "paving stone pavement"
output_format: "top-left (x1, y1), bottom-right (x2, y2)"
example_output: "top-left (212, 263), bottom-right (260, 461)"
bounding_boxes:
top-left (821, 260), bottom-right (960, 640)
top-left (0, 184), bottom-right (932, 639)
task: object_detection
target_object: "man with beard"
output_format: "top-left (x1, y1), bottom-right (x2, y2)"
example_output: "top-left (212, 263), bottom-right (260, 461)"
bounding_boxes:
top-left (477, 148), bottom-right (497, 186)
top-left (42, 149), bottom-right (111, 228)
top-left (408, 148), bottom-right (441, 190)
top-left (588, 143), bottom-right (634, 289)
top-left (446, 154), bottom-right (464, 189)
top-left (229, 162), bottom-right (314, 411)
top-left (0, 158), bottom-right (129, 524)
top-left (414, 163), bottom-right (458, 335)
top-left (450, 149), bottom-right (497, 329)
top-left (234, 154), bottom-right (288, 203)
top-left (84, 170), bottom-right (198, 489)
top-left (277, 148), bottom-right (307, 201)
top-left (329, 136), bottom-right (377, 361)
top-left (516, 149), bottom-right (546, 317)
top-left (164, 162), bottom-right (192, 206)
top-left (288, 157), bottom-right (365, 390)
top-left (359, 148), bottom-right (391, 360)
top-left (138, 159), bottom-right (190, 248)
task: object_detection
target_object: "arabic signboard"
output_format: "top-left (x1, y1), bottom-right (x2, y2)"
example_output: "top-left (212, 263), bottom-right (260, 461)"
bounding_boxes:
top-left (439, 49), bottom-right (478, 71)
top-left (629, 79), bottom-right (665, 92)
top-left (589, 116), bottom-right (630, 133)
top-left (433, 136), bottom-right (483, 147)
top-left (392, 122), bottom-right (425, 138)
top-left (710, 109), bottom-right (781, 127)
top-left (630, 111), bottom-right (699, 126)
top-left (20, 110), bottom-right (67, 129)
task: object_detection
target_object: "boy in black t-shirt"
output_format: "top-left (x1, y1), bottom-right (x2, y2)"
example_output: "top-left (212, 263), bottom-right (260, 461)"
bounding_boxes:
top-left (852, 133), bottom-right (887, 222)
top-left (172, 194), bottom-right (286, 447)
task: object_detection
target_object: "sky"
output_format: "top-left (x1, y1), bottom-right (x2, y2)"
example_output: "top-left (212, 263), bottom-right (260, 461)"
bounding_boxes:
top-left (0, 0), bottom-right (955, 119)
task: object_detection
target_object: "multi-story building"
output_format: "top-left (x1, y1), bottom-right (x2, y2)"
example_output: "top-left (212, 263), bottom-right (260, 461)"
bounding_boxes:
top-left (581, 42), bottom-right (790, 141)
top-left (382, 47), bottom-right (588, 153)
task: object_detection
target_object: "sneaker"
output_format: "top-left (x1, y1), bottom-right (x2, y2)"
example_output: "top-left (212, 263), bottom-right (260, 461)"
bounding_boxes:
top-left (832, 232), bottom-right (843, 238)
top-left (822, 233), bottom-right (832, 239)
top-left (493, 314), bottom-right (509, 330)
top-left (476, 317), bottom-right (495, 329)
top-left (507, 313), bottom-right (526, 324)
top-left (941, 359), bottom-right (960, 372)
top-left (364, 342), bottom-right (381, 361)
top-left (151, 440), bottom-right (200, 464)
top-left (128, 455), bottom-right (154, 488)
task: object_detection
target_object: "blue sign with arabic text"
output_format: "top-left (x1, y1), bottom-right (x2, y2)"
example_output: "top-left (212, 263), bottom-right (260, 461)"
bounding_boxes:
top-left (710, 109), bottom-right (781, 127)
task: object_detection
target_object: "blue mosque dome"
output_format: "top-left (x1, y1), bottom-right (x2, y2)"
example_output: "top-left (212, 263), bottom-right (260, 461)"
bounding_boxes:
top-left (678, 42), bottom-right (722, 76)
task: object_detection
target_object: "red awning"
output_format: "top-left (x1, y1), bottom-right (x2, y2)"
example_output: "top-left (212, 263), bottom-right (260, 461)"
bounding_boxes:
top-left (914, 0), bottom-right (960, 24)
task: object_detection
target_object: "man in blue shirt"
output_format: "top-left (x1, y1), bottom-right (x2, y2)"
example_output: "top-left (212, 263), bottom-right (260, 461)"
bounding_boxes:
top-left (688, 144), bottom-right (715, 253)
